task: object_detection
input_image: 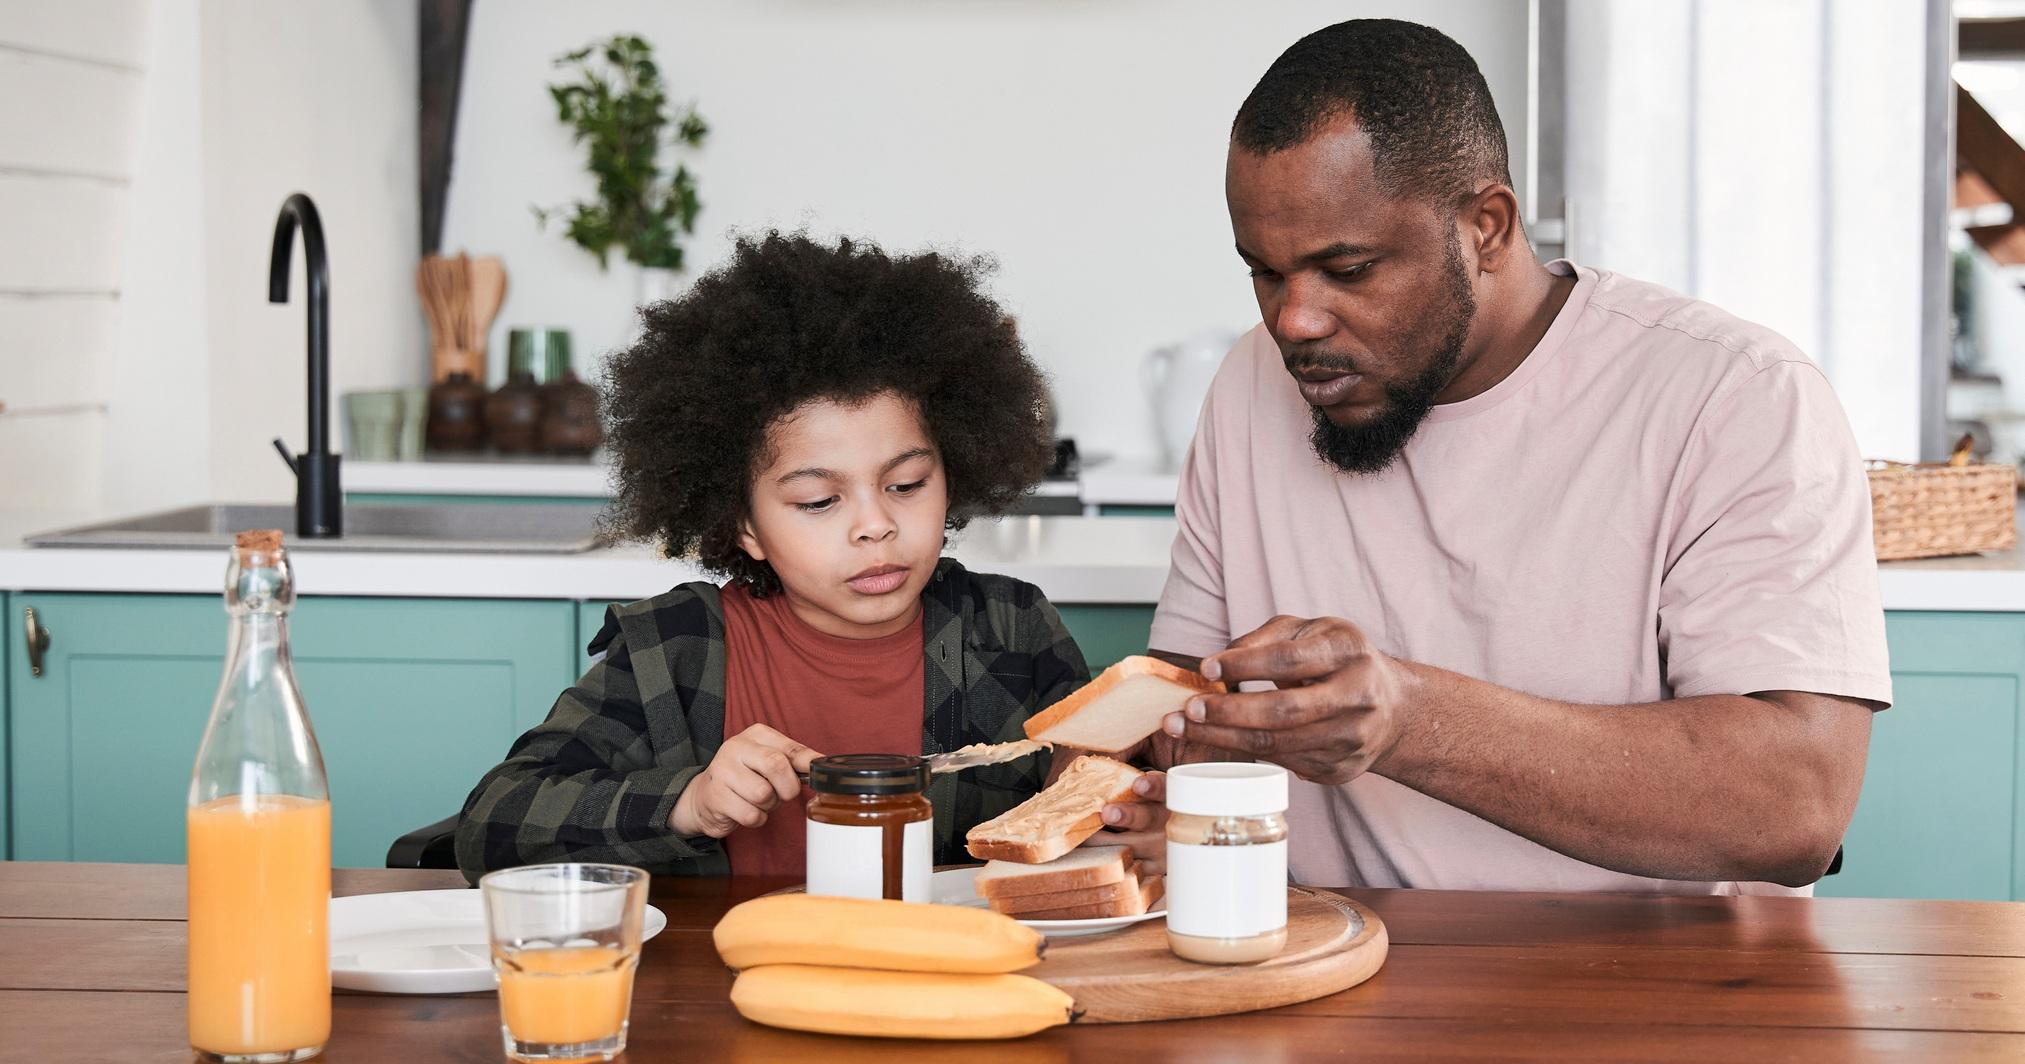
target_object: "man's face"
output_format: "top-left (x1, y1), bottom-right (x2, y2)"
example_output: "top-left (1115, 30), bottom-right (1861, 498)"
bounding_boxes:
top-left (1226, 115), bottom-right (1477, 473)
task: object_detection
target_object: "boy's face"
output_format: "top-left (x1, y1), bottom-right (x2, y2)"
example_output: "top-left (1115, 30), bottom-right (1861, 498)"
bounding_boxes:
top-left (737, 391), bottom-right (950, 639)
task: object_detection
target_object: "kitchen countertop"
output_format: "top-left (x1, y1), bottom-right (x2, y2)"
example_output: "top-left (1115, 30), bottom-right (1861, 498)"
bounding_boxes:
top-left (346, 453), bottom-right (1165, 506)
top-left (343, 452), bottom-right (620, 496)
top-left (2, 505), bottom-right (2020, 610)
top-left (0, 510), bottom-right (1179, 604)
top-left (1073, 454), bottom-right (1184, 507)
top-left (1871, 525), bottom-right (2025, 610)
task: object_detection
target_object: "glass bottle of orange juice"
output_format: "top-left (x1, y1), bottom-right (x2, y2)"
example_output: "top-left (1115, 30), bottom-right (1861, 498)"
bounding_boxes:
top-left (187, 529), bottom-right (332, 1063)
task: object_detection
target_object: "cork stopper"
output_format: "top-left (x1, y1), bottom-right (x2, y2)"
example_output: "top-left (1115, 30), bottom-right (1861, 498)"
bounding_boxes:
top-left (235, 528), bottom-right (284, 564)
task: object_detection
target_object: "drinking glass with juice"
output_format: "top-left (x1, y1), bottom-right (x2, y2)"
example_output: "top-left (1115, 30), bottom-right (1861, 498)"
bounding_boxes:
top-left (480, 864), bottom-right (649, 1063)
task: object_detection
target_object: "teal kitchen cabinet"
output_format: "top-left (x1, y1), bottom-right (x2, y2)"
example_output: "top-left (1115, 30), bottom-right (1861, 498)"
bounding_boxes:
top-left (7, 593), bottom-right (576, 867)
top-left (1818, 612), bottom-right (2025, 901)
top-left (1055, 605), bottom-right (1156, 671)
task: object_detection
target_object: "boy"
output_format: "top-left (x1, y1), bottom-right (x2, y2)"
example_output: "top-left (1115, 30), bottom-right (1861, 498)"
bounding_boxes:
top-left (455, 232), bottom-right (1089, 879)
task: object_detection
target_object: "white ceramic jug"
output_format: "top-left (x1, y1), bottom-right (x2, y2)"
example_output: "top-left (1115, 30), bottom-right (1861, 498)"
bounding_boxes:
top-left (1143, 329), bottom-right (1237, 470)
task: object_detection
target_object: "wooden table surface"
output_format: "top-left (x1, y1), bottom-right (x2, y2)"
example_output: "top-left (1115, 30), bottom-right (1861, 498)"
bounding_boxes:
top-left (4, 863), bottom-right (2024, 1063)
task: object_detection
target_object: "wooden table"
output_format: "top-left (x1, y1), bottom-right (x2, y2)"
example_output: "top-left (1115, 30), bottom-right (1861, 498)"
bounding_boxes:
top-left (4, 863), bottom-right (2024, 1062)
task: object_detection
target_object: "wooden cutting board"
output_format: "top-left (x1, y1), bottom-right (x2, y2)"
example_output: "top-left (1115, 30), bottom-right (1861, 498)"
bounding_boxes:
top-left (1033, 887), bottom-right (1387, 1023)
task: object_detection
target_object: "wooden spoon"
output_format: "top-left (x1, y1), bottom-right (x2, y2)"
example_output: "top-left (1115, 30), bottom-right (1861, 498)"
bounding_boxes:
top-left (467, 256), bottom-right (508, 359)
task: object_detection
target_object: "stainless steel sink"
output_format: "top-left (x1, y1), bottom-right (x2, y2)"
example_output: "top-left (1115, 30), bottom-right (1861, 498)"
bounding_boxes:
top-left (26, 503), bottom-right (611, 554)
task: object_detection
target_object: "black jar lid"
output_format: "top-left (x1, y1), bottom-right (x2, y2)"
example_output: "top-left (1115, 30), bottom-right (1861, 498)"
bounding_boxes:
top-left (807, 754), bottom-right (929, 795)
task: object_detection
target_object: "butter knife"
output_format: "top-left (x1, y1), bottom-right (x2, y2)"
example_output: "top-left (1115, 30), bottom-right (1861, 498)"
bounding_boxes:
top-left (925, 739), bottom-right (1050, 775)
top-left (798, 740), bottom-right (1050, 783)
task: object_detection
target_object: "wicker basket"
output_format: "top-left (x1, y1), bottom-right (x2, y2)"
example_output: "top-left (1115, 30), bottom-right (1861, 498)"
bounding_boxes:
top-left (1866, 460), bottom-right (2017, 560)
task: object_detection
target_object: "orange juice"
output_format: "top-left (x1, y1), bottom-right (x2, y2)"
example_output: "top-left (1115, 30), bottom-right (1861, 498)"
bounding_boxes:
top-left (186, 794), bottom-right (331, 1058)
top-left (497, 945), bottom-right (637, 1046)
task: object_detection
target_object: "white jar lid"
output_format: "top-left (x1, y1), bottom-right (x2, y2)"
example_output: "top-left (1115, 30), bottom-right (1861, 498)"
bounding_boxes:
top-left (1165, 762), bottom-right (1289, 816)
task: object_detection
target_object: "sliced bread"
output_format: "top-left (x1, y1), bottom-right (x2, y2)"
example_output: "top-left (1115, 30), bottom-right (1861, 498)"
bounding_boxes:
top-left (975, 845), bottom-right (1134, 901)
top-left (1013, 875), bottom-right (1165, 921)
top-left (1022, 655), bottom-right (1223, 754)
top-left (964, 755), bottom-right (1143, 864)
top-left (989, 868), bottom-right (1144, 916)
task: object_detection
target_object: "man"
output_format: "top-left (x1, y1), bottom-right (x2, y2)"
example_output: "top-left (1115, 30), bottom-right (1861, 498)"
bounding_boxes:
top-left (1104, 19), bottom-right (1891, 894)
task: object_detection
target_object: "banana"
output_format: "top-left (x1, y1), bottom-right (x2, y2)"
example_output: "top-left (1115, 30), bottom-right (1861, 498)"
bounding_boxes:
top-left (713, 894), bottom-right (1044, 974)
top-left (730, 964), bottom-right (1078, 1040)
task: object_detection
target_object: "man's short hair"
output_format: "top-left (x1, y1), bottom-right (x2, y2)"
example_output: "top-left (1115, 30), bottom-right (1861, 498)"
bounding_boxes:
top-left (1232, 19), bottom-right (1512, 205)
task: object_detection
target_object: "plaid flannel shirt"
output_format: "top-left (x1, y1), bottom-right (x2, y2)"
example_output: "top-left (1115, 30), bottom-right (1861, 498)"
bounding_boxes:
top-left (454, 558), bottom-right (1089, 882)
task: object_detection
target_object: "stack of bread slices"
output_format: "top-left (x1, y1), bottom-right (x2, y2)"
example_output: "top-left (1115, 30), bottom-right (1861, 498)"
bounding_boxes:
top-left (962, 656), bottom-right (1223, 921)
top-left (975, 844), bottom-right (1160, 920)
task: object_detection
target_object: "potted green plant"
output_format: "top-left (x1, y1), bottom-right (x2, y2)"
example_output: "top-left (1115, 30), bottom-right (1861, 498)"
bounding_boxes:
top-left (535, 34), bottom-right (707, 304)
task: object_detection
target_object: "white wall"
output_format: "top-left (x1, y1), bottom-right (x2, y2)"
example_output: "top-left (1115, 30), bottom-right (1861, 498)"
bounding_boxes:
top-left (1563, 0), bottom-right (1929, 461)
top-left (0, 0), bottom-right (147, 508)
top-left (0, 0), bottom-right (420, 512)
top-left (103, 0), bottom-right (207, 513)
top-left (198, 0), bottom-right (420, 502)
top-left (443, 0), bottom-right (1532, 467)
top-left (7, 2), bottom-right (1936, 511)
top-left (1817, 2), bottom-right (1930, 463)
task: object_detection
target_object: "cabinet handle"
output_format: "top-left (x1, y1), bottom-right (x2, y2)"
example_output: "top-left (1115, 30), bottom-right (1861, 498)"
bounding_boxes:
top-left (24, 606), bottom-right (49, 677)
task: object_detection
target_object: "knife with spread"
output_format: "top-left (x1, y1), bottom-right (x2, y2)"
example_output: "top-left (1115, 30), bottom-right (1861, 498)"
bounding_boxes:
top-left (797, 739), bottom-right (1051, 783)
top-left (924, 739), bottom-right (1052, 774)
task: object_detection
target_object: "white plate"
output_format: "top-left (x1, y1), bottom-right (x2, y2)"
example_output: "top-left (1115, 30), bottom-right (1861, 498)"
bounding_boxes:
top-left (932, 866), bottom-right (1166, 939)
top-left (329, 889), bottom-right (667, 995)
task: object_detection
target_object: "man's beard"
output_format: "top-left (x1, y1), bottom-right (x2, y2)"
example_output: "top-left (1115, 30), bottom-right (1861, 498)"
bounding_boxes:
top-left (1307, 236), bottom-right (1477, 474)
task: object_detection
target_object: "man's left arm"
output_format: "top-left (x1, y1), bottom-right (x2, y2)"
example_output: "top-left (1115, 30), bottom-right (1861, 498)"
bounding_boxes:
top-left (1165, 618), bottom-right (1874, 886)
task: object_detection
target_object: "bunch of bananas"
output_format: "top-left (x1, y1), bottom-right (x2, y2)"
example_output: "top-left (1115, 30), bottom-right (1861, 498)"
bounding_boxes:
top-left (714, 894), bottom-right (1077, 1040)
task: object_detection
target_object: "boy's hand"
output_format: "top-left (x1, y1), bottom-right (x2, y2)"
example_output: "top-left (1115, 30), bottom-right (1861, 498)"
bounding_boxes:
top-left (670, 724), bottom-right (822, 839)
top-left (1091, 771), bottom-right (1168, 875)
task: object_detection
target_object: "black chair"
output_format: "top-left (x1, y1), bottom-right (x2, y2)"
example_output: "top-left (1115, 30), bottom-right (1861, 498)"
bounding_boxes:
top-left (387, 814), bottom-right (461, 869)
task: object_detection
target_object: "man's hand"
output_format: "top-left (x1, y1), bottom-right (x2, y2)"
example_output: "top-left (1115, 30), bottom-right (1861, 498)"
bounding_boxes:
top-left (670, 724), bottom-right (823, 838)
top-left (1163, 615), bottom-right (1410, 785)
top-left (1087, 771), bottom-right (1169, 875)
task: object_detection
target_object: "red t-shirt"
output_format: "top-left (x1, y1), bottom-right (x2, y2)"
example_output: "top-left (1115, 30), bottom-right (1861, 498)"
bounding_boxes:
top-left (718, 583), bottom-right (925, 876)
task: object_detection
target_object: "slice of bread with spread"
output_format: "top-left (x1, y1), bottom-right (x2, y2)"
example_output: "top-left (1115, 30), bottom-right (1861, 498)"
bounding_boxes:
top-left (964, 755), bottom-right (1143, 864)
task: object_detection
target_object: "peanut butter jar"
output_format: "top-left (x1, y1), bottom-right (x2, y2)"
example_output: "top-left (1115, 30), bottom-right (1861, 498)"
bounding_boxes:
top-left (1164, 763), bottom-right (1291, 964)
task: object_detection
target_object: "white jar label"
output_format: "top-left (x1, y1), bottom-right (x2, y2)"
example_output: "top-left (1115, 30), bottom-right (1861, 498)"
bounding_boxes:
top-left (1164, 839), bottom-right (1288, 939)
top-left (804, 818), bottom-right (931, 902)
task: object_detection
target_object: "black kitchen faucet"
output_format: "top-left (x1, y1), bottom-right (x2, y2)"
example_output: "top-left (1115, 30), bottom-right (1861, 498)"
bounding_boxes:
top-left (267, 192), bottom-right (342, 538)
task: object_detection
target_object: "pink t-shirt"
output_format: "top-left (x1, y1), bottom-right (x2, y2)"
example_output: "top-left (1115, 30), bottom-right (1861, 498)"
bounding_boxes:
top-left (1149, 260), bottom-right (1892, 895)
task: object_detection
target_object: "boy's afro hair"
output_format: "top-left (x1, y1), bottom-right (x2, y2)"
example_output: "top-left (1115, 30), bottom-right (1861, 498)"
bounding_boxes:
top-left (601, 230), bottom-right (1055, 594)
